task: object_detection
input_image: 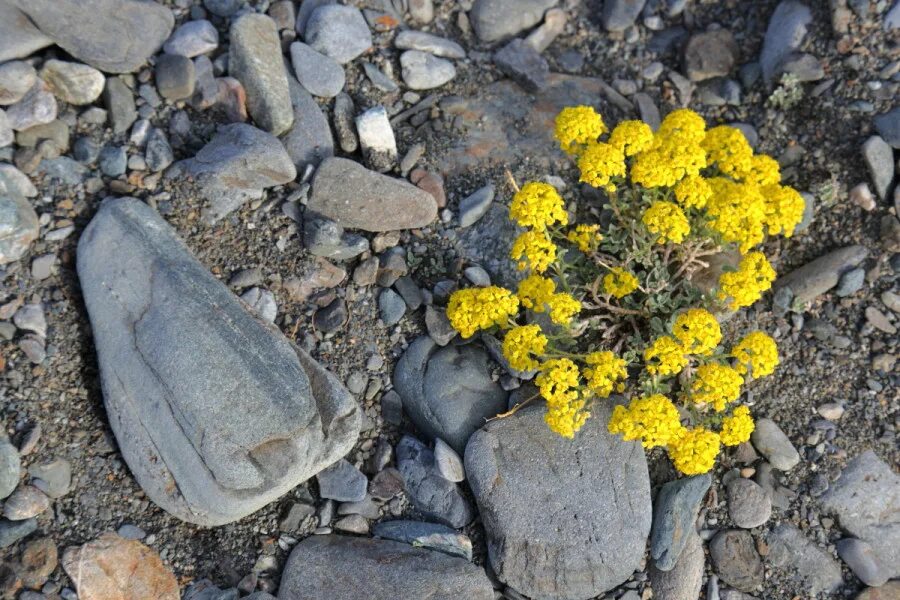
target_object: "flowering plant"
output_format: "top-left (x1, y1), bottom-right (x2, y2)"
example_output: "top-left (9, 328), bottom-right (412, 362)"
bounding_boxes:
top-left (447, 106), bottom-right (804, 475)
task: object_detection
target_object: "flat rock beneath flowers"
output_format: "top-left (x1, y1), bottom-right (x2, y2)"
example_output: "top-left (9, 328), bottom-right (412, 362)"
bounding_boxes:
top-left (77, 198), bottom-right (359, 525)
top-left (774, 245), bottom-right (869, 306)
top-left (464, 403), bottom-right (651, 599)
top-left (10, 0), bottom-right (174, 73)
top-left (278, 535), bottom-right (494, 599)
top-left (308, 158), bottom-right (437, 232)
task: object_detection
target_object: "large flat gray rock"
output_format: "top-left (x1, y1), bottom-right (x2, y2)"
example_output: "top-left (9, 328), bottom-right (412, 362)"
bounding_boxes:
top-left (76, 198), bottom-right (359, 526)
top-left (10, 0), bottom-right (173, 73)
top-left (465, 403), bottom-right (652, 600)
top-left (278, 535), bottom-right (494, 599)
top-left (0, 1), bottom-right (53, 64)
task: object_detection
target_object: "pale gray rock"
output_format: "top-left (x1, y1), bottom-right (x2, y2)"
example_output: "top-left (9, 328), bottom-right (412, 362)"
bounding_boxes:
top-left (28, 458), bottom-right (72, 498)
top-left (316, 459), bottom-right (367, 503)
top-left (308, 157), bottom-right (438, 232)
top-left (465, 403), bottom-right (652, 599)
top-left (304, 4), bottom-right (372, 65)
top-left (0, 110), bottom-right (10, 147)
top-left (355, 105), bottom-right (396, 172)
top-left (229, 14), bottom-right (294, 136)
top-left (750, 418), bottom-right (800, 471)
top-left (400, 50), bottom-right (457, 90)
top-left (767, 523), bottom-right (843, 595)
top-left (103, 77), bottom-right (138, 134)
top-left (169, 123), bottom-right (296, 223)
top-left (434, 438), bottom-right (465, 482)
top-left (282, 75), bottom-right (335, 171)
top-left (0, 164), bottom-right (37, 197)
top-left (649, 531), bottom-right (705, 600)
top-left (469, 0), bottom-right (557, 43)
top-left (0, 439), bottom-right (20, 499)
top-left (760, 0), bottom-right (812, 86)
top-left (837, 538), bottom-right (890, 587)
top-left (0, 185), bottom-right (39, 265)
top-left (39, 60), bottom-right (105, 106)
top-left (602, 0), bottom-right (647, 31)
top-left (726, 478), bottom-right (772, 528)
top-left (240, 287), bottom-right (277, 323)
top-left (295, 0), bottom-right (335, 36)
top-left (76, 197), bottom-right (360, 525)
top-left (13, 304), bottom-right (46, 338)
top-left (2, 485), bottom-right (49, 520)
top-left (775, 245), bottom-right (869, 306)
top-left (684, 29), bottom-right (739, 81)
top-left (278, 536), bottom-right (494, 599)
top-left (164, 20), bottom-right (219, 58)
top-left (10, 0), bottom-right (174, 73)
top-left (458, 184), bottom-right (495, 227)
top-left (289, 42), bottom-right (345, 98)
top-left (709, 530), bottom-right (763, 592)
top-left (6, 83), bottom-right (57, 131)
top-left (0, 61), bottom-right (37, 106)
top-left (0, 1), bottom-right (52, 64)
top-left (397, 435), bottom-right (474, 528)
top-left (862, 135), bottom-right (895, 201)
top-left (395, 31), bottom-right (466, 59)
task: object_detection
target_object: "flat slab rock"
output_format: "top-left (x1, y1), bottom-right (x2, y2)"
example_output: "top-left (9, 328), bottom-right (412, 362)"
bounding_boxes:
top-left (76, 197), bottom-right (359, 525)
top-left (308, 157), bottom-right (437, 232)
top-left (10, 0), bottom-right (174, 74)
top-left (277, 535), bottom-right (495, 600)
top-left (464, 403), bottom-right (652, 600)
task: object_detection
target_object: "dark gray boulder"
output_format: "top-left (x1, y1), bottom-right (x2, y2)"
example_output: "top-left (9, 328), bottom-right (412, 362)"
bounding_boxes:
top-left (465, 403), bottom-right (652, 599)
top-left (77, 197), bottom-right (359, 526)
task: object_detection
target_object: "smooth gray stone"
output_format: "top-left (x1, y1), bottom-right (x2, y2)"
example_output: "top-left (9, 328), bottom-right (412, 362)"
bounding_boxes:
top-left (393, 336), bottom-right (507, 454)
top-left (400, 50), bottom-right (456, 90)
top-left (282, 75), bottom-right (335, 171)
top-left (458, 183), bottom-right (496, 229)
top-left (169, 123), bottom-right (296, 224)
top-left (0, 2), bottom-right (52, 63)
top-left (0, 439), bottom-right (20, 499)
top-left (602, 0), bottom-right (647, 31)
top-left (836, 538), bottom-right (889, 587)
top-left (465, 403), bottom-right (651, 599)
top-left (774, 245), bottom-right (869, 306)
top-left (278, 536), bottom-right (494, 599)
top-left (650, 473), bottom-right (711, 571)
top-left (28, 458), bottom-right (71, 498)
top-left (373, 519), bottom-right (473, 560)
top-left (0, 61), bottom-right (37, 106)
top-left (649, 531), bottom-right (704, 600)
top-left (295, 0), bottom-right (336, 36)
top-left (0, 518), bottom-right (36, 548)
top-left (397, 435), bottom-right (474, 528)
top-left (10, 0), bottom-right (173, 74)
top-left (0, 184), bottom-right (39, 265)
top-left (394, 31), bottom-right (465, 59)
top-left (767, 523), bottom-right (843, 595)
top-left (229, 14), bottom-right (294, 136)
top-left (316, 459), bottom-right (367, 502)
top-left (750, 418), bottom-right (800, 471)
top-left (469, 0), bottom-right (557, 43)
top-left (103, 77), bottom-right (138, 134)
top-left (304, 4), bottom-right (372, 65)
top-left (726, 478), bottom-right (772, 528)
top-left (874, 106), bottom-right (900, 148)
top-left (164, 20), bottom-right (219, 58)
top-left (40, 60), bottom-right (106, 106)
top-left (709, 530), bottom-right (763, 592)
top-left (76, 197), bottom-right (359, 525)
top-left (759, 0), bottom-right (812, 86)
top-left (862, 135), bottom-right (895, 200)
top-left (378, 288), bottom-right (406, 326)
top-left (308, 157), bottom-right (437, 232)
top-left (289, 42), bottom-right (345, 98)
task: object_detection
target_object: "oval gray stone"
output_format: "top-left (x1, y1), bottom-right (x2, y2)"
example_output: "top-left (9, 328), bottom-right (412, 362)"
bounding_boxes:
top-left (0, 187), bottom-right (39, 265)
top-left (750, 418), bottom-right (800, 471)
top-left (0, 440), bottom-right (20, 499)
top-left (304, 4), bottom-right (372, 65)
top-left (726, 478), bottom-right (772, 528)
top-left (465, 403), bottom-right (652, 599)
top-left (76, 197), bottom-right (360, 526)
top-left (775, 245), bottom-right (869, 306)
top-left (469, 0), bottom-right (557, 43)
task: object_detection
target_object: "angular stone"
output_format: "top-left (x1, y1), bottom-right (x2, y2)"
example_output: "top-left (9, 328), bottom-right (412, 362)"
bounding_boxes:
top-left (465, 403), bottom-right (652, 599)
top-left (493, 39), bottom-right (550, 92)
top-left (750, 418), bottom-right (800, 471)
top-left (316, 459), bottom-right (367, 503)
top-left (602, 0), bottom-right (647, 31)
top-left (304, 4), bottom-right (372, 64)
top-left (10, 0), bottom-right (174, 74)
top-left (874, 107), bottom-right (900, 149)
top-left (650, 474), bottom-right (711, 571)
top-left (0, 186), bottom-right (39, 265)
top-left (0, 164), bottom-right (37, 197)
top-left (395, 31), bottom-right (465, 59)
top-left (2, 485), bottom-right (49, 520)
top-left (28, 458), bottom-right (72, 499)
top-left (726, 478), bottom-right (772, 529)
top-left (282, 75), bottom-right (334, 171)
top-left (684, 29), bottom-right (739, 81)
top-left (40, 60), bottom-right (105, 105)
top-left (393, 336), bottom-right (507, 453)
top-left (355, 105), bottom-right (397, 173)
top-left (76, 198), bottom-right (359, 525)
top-left (862, 135), bottom-right (896, 201)
top-left (164, 20), bottom-right (219, 58)
top-left (469, 0), bottom-right (557, 43)
top-left (155, 54), bottom-right (196, 101)
top-left (0, 2), bottom-right (52, 64)
top-left (710, 530), bottom-right (763, 592)
top-left (279, 536), bottom-right (494, 599)
top-left (760, 0), bottom-right (812, 86)
top-left (649, 531), bottom-right (704, 600)
top-left (0, 61), bottom-right (37, 106)
top-left (400, 50), bottom-right (456, 90)
top-left (767, 523), bottom-right (843, 595)
top-left (170, 123), bottom-right (296, 224)
top-left (308, 157), bottom-right (437, 232)
top-left (62, 533), bottom-right (179, 600)
top-left (397, 435), bottom-right (474, 528)
top-left (229, 14), bottom-right (294, 136)
top-left (0, 518), bottom-right (37, 549)
top-left (104, 77), bottom-right (138, 134)
top-left (6, 83), bottom-right (57, 132)
top-left (775, 245), bottom-right (869, 306)
top-left (0, 440), bottom-right (20, 499)
top-left (373, 519), bottom-right (472, 560)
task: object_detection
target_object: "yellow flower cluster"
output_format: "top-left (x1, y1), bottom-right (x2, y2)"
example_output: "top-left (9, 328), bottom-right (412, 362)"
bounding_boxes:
top-left (583, 351), bottom-right (628, 397)
top-left (642, 201), bottom-right (690, 244)
top-left (667, 427), bottom-right (721, 475)
top-left (446, 286), bottom-right (519, 338)
top-left (509, 182), bottom-right (568, 231)
top-left (731, 331), bottom-right (779, 378)
top-left (718, 251), bottom-right (776, 309)
top-left (548, 293), bottom-right (581, 326)
top-left (578, 142), bottom-right (626, 192)
top-left (511, 230), bottom-right (556, 273)
top-left (643, 336), bottom-right (688, 377)
top-left (609, 120), bottom-right (654, 157)
top-left (702, 125), bottom-right (753, 178)
top-left (674, 175), bottom-right (712, 210)
top-left (517, 274), bottom-right (555, 312)
top-left (555, 106), bottom-right (606, 153)
top-left (705, 178), bottom-right (767, 253)
top-left (608, 394), bottom-right (683, 449)
top-left (720, 405), bottom-right (755, 446)
top-left (631, 109), bottom-right (707, 188)
top-left (760, 184), bottom-right (805, 237)
top-left (746, 155), bottom-right (781, 187)
top-left (689, 363), bottom-right (744, 411)
top-left (566, 224), bottom-right (603, 252)
top-left (673, 308), bottom-right (722, 355)
top-left (502, 325), bottom-right (547, 372)
top-left (537, 359), bottom-right (589, 438)
top-left (603, 267), bottom-right (639, 298)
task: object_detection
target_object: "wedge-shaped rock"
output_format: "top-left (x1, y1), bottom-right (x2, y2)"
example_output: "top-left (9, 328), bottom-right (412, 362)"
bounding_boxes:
top-left (278, 535), bottom-right (494, 599)
top-left (10, 0), bottom-right (173, 74)
top-left (77, 198), bottom-right (359, 526)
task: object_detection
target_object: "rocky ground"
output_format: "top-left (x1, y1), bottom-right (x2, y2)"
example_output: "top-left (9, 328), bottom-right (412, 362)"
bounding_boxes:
top-left (0, 0), bottom-right (899, 599)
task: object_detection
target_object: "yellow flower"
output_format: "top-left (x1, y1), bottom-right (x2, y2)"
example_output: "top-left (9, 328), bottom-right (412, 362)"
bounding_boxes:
top-left (743, 154), bottom-right (781, 187)
top-left (566, 224), bottom-right (603, 253)
top-left (657, 108), bottom-right (707, 143)
top-left (502, 325), bottom-right (547, 372)
top-left (760, 184), bottom-right (805, 238)
top-left (644, 335), bottom-right (688, 377)
top-left (667, 427), bottom-right (720, 475)
top-left (717, 251), bottom-right (776, 309)
top-left (689, 363), bottom-right (744, 412)
top-left (578, 142), bottom-right (626, 192)
top-left (705, 178), bottom-right (767, 253)
top-left (583, 351), bottom-right (628, 397)
top-left (517, 274), bottom-right (555, 312)
top-left (702, 125), bottom-right (753, 178)
top-left (608, 394), bottom-right (683, 449)
top-left (673, 308), bottom-right (722, 355)
top-left (630, 135), bottom-right (707, 189)
top-left (547, 292), bottom-right (581, 326)
top-left (642, 201), bottom-right (690, 244)
top-left (603, 267), bottom-right (639, 298)
top-left (511, 230), bottom-right (556, 273)
top-left (731, 331), bottom-right (779, 379)
top-left (509, 181), bottom-right (569, 231)
top-left (447, 286), bottom-right (520, 338)
top-left (537, 358), bottom-right (589, 438)
top-left (555, 105), bottom-right (606, 154)
top-left (674, 175), bottom-right (712, 210)
top-left (608, 119), bottom-right (654, 157)
top-left (720, 405), bottom-right (755, 446)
